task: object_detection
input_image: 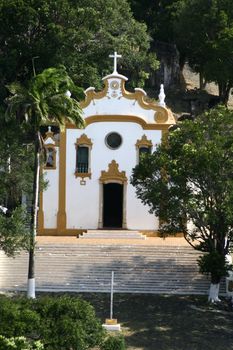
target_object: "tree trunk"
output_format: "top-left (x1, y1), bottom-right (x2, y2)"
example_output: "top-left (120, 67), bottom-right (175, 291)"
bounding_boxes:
top-left (199, 71), bottom-right (204, 90)
top-left (208, 283), bottom-right (220, 303)
top-left (27, 133), bottom-right (40, 299)
top-left (218, 82), bottom-right (231, 105)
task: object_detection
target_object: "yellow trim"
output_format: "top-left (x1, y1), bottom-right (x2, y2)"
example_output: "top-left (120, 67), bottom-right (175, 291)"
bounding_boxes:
top-left (75, 133), bottom-right (93, 147)
top-left (38, 228), bottom-right (86, 236)
top-left (80, 81), bottom-right (109, 108)
top-left (75, 133), bottom-right (92, 179)
top-left (135, 134), bottom-right (153, 148)
top-left (99, 160), bottom-right (127, 184)
top-left (75, 172), bottom-right (91, 179)
top-left (43, 128), bottom-right (58, 146)
top-left (57, 128), bottom-right (67, 233)
top-left (120, 80), bottom-right (171, 123)
top-left (79, 76), bottom-right (175, 125)
top-left (66, 115), bottom-right (171, 130)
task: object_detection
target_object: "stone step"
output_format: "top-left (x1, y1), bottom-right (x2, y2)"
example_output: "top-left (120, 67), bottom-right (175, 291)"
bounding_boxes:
top-left (0, 243), bottom-right (226, 295)
top-left (80, 230), bottom-right (146, 240)
top-left (86, 230), bottom-right (141, 234)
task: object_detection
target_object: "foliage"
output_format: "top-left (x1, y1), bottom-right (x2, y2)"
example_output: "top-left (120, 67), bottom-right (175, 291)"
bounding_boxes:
top-left (0, 0), bottom-right (158, 98)
top-left (198, 251), bottom-right (231, 284)
top-left (0, 336), bottom-right (43, 350)
top-left (35, 296), bottom-right (105, 350)
top-left (0, 297), bottom-right (40, 337)
top-left (174, 0), bottom-right (233, 102)
top-left (0, 117), bottom-right (34, 209)
top-left (5, 65), bottom-right (85, 297)
top-left (101, 335), bottom-right (126, 350)
top-left (0, 112), bottom-right (33, 256)
top-left (0, 206), bottom-right (30, 257)
top-left (0, 295), bottom-right (104, 350)
top-left (5, 66), bottom-right (85, 132)
top-left (129, 0), bottom-right (180, 43)
top-left (131, 106), bottom-right (233, 283)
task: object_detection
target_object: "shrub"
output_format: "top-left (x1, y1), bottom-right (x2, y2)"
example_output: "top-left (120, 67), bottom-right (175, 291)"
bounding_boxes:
top-left (0, 335), bottom-right (44, 350)
top-left (198, 251), bottom-right (231, 283)
top-left (101, 335), bottom-right (126, 350)
top-left (0, 297), bottom-right (40, 338)
top-left (35, 296), bottom-right (105, 350)
top-left (0, 295), bottom-right (105, 350)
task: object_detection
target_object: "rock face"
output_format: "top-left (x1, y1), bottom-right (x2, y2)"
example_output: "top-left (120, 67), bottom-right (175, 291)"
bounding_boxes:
top-left (149, 41), bottom-right (181, 90)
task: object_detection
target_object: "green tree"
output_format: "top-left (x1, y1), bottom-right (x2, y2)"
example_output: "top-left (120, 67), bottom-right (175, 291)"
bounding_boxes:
top-left (0, 117), bottom-right (34, 211)
top-left (129, 0), bottom-right (180, 43)
top-left (0, 116), bottom-right (34, 256)
top-left (0, 206), bottom-right (30, 257)
top-left (131, 106), bottom-right (233, 302)
top-left (5, 66), bottom-right (84, 298)
top-left (174, 0), bottom-right (233, 103)
top-left (0, 0), bottom-right (158, 99)
top-left (129, 0), bottom-right (186, 89)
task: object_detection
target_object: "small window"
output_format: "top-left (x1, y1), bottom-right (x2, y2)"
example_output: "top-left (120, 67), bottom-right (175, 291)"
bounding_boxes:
top-left (45, 147), bottom-right (56, 169)
top-left (135, 135), bottom-right (153, 164)
top-left (75, 134), bottom-right (92, 179)
top-left (139, 147), bottom-right (151, 162)
top-left (105, 132), bottom-right (122, 149)
top-left (76, 146), bottom-right (89, 173)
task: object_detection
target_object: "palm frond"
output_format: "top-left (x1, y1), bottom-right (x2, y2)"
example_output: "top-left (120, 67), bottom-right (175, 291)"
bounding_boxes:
top-left (5, 66), bottom-right (84, 130)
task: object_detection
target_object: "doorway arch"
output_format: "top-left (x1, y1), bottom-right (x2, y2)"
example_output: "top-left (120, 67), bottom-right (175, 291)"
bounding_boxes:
top-left (103, 183), bottom-right (123, 228)
top-left (99, 160), bottom-right (127, 229)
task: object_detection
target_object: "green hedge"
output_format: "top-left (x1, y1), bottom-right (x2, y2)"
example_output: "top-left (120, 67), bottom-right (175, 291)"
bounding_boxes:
top-left (0, 295), bottom-right (105, 350)
top-left (101, 335), bottom-right (126, 350)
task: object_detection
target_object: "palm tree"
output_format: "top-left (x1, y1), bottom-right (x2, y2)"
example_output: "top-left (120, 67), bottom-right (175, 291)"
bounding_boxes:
top-left (5, 66), bottom-right (84, 298)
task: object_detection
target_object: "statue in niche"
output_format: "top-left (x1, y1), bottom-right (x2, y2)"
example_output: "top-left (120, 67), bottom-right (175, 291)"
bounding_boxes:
top-left (45, 147), bottom-right (55, 168)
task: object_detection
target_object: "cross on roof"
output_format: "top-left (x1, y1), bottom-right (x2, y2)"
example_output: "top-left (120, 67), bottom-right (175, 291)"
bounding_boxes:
top-left (109, 51), bottom-right (122, 74)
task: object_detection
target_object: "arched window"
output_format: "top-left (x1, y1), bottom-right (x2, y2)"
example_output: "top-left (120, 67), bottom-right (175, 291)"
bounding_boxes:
top-left (75, 134), bottom-right (93, 179)
top-left (135, 135), bottom-right (152, 164)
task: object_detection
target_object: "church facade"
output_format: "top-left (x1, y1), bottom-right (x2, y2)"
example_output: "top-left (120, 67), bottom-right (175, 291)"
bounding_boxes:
top-left (38, 54), bottom-right (176, 236)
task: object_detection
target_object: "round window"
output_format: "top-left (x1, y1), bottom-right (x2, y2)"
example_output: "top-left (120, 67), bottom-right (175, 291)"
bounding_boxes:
top-left (105, 132), bottom-right (122, 149)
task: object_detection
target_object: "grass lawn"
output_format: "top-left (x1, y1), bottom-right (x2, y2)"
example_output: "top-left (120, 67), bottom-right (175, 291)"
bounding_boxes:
top-left (80, 293), bottom-right (233, 350)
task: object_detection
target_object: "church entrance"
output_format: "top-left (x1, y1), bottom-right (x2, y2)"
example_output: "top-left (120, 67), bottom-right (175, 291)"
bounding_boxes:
top-left (103, 183), bottom-right (123, 228)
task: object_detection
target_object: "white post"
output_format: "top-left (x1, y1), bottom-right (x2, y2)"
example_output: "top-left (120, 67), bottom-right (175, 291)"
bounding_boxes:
top-left (102, 270), bottom-right (120, 331)
top-left (110, 271), bottom-right (114, 319)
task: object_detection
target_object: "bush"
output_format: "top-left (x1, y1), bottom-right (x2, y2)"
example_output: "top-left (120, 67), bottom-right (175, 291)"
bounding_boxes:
top-left (35, 295), bottom-right (105, 350)
top-left (0, 335), bottom-right (44, 350)
top-left (0, 297), bottom-right (40, 338)
top-left (198, 251), bottom-right (231, 283)
top-left (0, 295), bottom-right (105, 350)
top-left (101, 335), bottom-right (126, 350)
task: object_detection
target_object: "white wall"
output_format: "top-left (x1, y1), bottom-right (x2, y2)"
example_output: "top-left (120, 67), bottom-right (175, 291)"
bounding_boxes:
top-left (43, 147), bottom-right (59, 228)
top-left (66, 122), bottom-right (161, 230)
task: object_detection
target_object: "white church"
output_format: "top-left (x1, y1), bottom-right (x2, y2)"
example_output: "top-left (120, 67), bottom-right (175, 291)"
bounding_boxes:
top-left (38, 53), bottom-right (176, 236)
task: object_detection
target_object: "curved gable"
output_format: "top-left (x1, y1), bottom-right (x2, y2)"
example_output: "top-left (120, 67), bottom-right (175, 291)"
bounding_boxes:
top-left (79, 73), bottom-right (176, 129)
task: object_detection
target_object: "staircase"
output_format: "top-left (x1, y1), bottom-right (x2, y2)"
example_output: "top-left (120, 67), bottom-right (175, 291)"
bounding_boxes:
top-left (0, 243), bottom-right (226, 295)
top-left (80, 230), bottom-right (146, 239)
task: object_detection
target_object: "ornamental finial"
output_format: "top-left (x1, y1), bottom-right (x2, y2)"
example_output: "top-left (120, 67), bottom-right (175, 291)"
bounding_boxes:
top-left (159, 84), bottom-right (166, 107)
